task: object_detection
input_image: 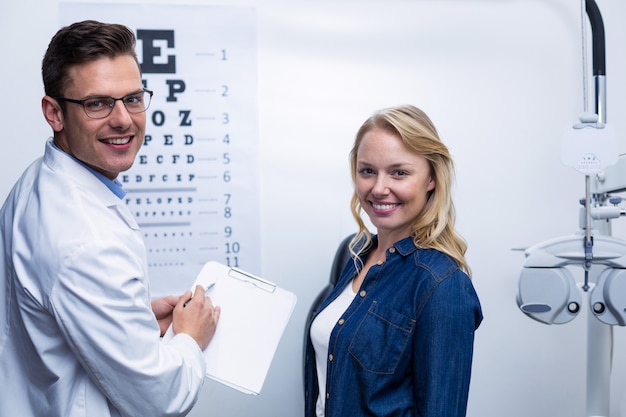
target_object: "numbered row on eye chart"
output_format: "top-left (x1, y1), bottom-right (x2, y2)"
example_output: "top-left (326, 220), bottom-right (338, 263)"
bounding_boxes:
top-left (138, 207), bottom-right (246, 264)
top-left (141, 223), bottom-right (249, 269)
top-left (125, 186), bottom-right (237, 217)
top-left (119, 157), bottom-right (239, 193)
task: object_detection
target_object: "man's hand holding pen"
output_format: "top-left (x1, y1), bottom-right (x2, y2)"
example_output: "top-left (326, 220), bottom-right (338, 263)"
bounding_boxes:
top-left (173, 284), bottom-right (221, 350)
top-left (183, 283), bottom-right (215, 307)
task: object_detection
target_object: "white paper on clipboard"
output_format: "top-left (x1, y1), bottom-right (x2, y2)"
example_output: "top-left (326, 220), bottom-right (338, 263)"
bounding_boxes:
top-left (163, 261), bottom-right (297, 395)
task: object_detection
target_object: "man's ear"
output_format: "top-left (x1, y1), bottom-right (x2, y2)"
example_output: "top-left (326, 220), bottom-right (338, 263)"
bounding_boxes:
top-left (42, 96), bottom-right (64, 132)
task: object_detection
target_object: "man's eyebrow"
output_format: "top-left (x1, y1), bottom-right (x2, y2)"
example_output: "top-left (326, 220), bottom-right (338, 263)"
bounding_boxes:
top-left (80, 89), bottom-right (145, 98)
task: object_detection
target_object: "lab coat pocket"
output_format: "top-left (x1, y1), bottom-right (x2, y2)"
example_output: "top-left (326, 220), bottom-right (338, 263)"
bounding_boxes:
top-left (348, 301), bottom-right (415, 374)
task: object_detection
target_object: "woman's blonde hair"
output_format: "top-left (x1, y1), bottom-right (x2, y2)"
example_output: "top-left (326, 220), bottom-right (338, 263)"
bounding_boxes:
top-left (348, 105), bottom-right (470, 276)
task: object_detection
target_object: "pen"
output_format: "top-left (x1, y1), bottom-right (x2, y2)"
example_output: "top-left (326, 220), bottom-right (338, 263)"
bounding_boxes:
top-left (183, 283), bottom-right (215, 308)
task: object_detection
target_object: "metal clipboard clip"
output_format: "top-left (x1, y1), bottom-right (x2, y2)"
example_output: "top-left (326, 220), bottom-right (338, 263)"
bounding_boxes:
top-left (228, 267), bottom-right (277, 293)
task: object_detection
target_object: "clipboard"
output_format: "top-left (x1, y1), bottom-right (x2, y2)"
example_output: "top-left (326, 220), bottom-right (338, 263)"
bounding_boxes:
top-left (163, 261), bottom-right (297, 395)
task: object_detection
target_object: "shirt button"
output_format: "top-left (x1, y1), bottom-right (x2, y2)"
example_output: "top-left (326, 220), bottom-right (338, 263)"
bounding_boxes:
top-left (326, 393), bottom-right (330, 400)
top-left (389, 247), bottom-right (396, 253)
top-left (328, 354), bottom-right (334, 361)
top-left (338, 319), bottom-right (345, 325)
top-left (359, 290), bottom-right (366, 297)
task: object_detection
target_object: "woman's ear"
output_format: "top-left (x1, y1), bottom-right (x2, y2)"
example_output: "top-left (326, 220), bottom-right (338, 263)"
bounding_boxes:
top-left (427, 176), bottom-right (436, 191)
top-left (42, 96), bottom-right (64, 132)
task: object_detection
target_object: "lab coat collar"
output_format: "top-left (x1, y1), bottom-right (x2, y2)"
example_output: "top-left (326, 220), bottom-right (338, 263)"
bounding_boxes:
top-left (43, 138), bottom-right (139, 231)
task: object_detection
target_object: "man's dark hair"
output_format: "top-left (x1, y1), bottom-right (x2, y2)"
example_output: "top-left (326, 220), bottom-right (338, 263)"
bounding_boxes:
top-left (42, 20), bottom-right (139, 98)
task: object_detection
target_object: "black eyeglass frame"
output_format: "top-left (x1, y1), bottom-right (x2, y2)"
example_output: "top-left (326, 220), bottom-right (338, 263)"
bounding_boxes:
top-left (55, 88), bottom-right (153, 119)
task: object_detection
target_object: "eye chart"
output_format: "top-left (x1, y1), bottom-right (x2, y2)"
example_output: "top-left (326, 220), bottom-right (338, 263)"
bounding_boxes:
top-left (61, 4), bottom-right (260, 298)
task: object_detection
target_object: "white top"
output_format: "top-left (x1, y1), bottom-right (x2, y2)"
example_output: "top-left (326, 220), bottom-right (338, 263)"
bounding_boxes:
top-left (0, 139), bottom-right (206, 417)
top-left (309, 281), bottom-right (357, 417)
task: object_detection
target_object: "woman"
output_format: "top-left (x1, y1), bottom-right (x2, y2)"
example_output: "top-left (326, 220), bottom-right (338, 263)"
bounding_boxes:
top-left (304, 105), bottom-right (483, 417)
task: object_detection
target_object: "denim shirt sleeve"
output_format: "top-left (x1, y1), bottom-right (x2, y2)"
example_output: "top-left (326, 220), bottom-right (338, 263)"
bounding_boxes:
top-left (412, 270), bottom-right (483, 417)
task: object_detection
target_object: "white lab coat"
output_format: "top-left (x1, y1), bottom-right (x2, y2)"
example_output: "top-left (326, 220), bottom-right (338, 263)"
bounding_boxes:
top-left (0, 138), bottom-right (206, 417)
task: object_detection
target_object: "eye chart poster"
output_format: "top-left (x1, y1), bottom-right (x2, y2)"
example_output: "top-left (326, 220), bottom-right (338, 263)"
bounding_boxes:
top-left (61, 4), bottom-right (260, 298)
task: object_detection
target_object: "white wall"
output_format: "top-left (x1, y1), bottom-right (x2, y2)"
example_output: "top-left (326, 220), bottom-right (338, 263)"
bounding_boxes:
top-left (2, 1), bottom-right (626, 416)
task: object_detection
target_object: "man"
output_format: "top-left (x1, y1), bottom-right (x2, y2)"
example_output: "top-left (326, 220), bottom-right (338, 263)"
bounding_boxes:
top-left (0, 20), bottom-right (220, 417)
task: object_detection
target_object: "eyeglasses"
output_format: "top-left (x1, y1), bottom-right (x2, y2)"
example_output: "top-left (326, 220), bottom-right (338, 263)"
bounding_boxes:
top-left (56, 88), bottom-right (153, 119)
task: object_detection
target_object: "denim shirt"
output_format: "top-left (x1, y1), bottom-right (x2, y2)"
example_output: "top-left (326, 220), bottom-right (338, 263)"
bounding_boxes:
top-left (304, 236), bottom-right (483, 417)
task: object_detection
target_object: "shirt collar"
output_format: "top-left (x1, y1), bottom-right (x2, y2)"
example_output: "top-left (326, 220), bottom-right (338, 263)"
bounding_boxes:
top-left (394, 236), bottom-right (419, 256)
top-left (366, 234), bottom-right (418, 256)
